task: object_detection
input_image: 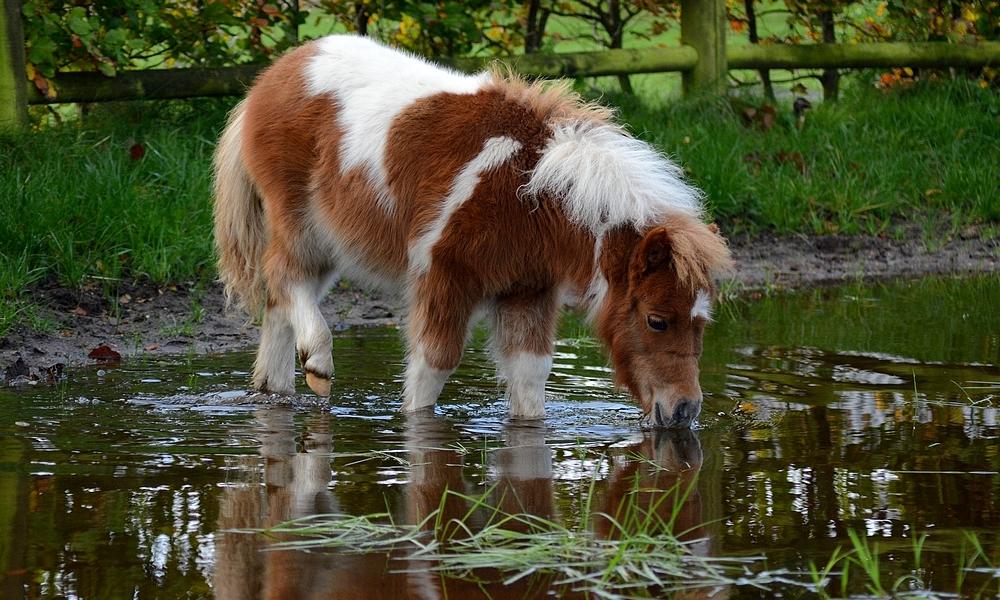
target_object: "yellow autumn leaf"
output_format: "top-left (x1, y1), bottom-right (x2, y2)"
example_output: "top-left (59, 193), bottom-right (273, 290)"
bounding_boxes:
top-left (876, 2), bottom-right (886, 17)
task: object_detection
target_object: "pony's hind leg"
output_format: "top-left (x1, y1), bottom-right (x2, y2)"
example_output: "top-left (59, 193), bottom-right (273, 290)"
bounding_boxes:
top-left (287, 277), bottom-right (335, 397)
top-left (491, 288), bottom-right (558, 419)
top-left (260, 239), bottom-right (336, 397)
top-left (253, 303), bottom-right (295, 394)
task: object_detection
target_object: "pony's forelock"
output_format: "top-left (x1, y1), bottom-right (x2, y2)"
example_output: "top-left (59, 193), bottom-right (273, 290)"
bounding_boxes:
top-left (658, 213), bottom-right (734, 292)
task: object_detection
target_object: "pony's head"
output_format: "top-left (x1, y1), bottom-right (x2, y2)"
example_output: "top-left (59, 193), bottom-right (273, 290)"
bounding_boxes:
top-left (597, 215), bottom-right (732, 429)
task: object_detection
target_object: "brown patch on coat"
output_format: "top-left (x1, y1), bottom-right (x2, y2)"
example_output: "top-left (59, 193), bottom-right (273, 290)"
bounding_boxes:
top-left (386, 87), bottom-right (597, 367)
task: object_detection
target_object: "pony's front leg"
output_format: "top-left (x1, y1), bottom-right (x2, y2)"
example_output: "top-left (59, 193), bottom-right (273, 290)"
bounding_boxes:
top-left (401, 276), bottom-right (479, 412)
top-left (491, 289), bottom-right (558, 419)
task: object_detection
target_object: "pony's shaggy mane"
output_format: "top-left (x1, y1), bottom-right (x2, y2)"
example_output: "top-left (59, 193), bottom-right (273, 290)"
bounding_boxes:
top-left (484, 66), bottom-right (614, 124)
top-left (486, 68), bottom-right (704, 236)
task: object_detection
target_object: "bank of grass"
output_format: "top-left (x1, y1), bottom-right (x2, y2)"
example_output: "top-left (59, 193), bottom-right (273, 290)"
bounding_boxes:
top-left (0, 99), bottom-right (229, 336)
top-left (1, 80), bottom-right (998, 336)
top-left (616, 77), bottom-right (1000, 236)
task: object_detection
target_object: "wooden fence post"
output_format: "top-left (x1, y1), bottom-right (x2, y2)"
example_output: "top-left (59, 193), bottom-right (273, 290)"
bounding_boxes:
top-left (680, 0), bottom-right (727, 95)
top-left (1, 0), bottom-right (27, 131)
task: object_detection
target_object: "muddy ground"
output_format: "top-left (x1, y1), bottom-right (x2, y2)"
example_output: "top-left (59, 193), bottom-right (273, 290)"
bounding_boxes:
top-left (3, 228), bottom-right (999, 383)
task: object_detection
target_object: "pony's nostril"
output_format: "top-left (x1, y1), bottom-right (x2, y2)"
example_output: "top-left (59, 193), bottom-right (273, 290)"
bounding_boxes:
top-left (675, 400), bottom-right (692, 424)
top-left (672, 399), bottom-right (701, 428)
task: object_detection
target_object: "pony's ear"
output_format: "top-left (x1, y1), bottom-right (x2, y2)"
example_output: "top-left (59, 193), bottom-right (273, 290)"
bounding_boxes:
top-left (630, 227), bottom-right (673, 280)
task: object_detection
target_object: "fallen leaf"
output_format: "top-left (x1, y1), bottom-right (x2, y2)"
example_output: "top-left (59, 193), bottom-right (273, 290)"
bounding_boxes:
top-left (71, 306), bottom-right (88, 316)
top-left (88, 345), bottom-right (122, 362)
top-left (774, 150), bottom-right (808, 174)
top-left (144, 343), bottom-right (160, 351)
top-left (129, 143), bottom-right (145, 160)
top-left (758, 105), bottom-right (776, 132)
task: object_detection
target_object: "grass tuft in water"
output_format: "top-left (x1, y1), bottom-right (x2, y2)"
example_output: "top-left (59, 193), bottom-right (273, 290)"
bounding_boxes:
top-left (258, 484), bottom-right (766, 598)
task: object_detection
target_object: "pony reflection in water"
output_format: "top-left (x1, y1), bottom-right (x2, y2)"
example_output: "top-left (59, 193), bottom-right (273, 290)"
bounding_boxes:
top-left (214, 35), bottom-right (732, 428)
top-left (213, 411), bottom-right (719, 599)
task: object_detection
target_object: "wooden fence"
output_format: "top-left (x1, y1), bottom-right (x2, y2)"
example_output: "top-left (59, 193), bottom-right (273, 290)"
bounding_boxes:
top-left (3, 0), bottom-right (1000, 130)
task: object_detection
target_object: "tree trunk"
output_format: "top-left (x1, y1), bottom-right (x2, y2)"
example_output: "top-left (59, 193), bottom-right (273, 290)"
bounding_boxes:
top-left (354, 2), bottom-right (369, 36)
top-left (744, 0), bottom-right (775, 101)
top-left (607, 0), bottom-right (633, 93)
top-left (525, 0), bottom-right (542, 53)
top-left (819, 10), bottom-right (839, 100)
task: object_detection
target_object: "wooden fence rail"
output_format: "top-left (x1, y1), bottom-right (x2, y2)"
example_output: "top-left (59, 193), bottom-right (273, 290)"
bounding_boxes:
top-left (3, 0), bottom-right (1000, 130)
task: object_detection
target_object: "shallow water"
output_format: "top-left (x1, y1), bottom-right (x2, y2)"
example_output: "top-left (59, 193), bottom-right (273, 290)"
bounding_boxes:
top-left (1, 276), bottom-right (999, 599)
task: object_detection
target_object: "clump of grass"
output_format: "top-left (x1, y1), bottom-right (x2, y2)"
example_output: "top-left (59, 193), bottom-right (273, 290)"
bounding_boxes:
top-left (262, 490), bottom-right (1000, 599)
top-left (0, 250), bottom-right (54, 337)
top-left (262, 485), bottom-right (767, 598)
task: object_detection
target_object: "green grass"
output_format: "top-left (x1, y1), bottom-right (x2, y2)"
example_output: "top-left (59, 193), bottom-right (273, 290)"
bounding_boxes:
top-left (259, 484), bottom-right (1000, 599)
top-left (0, 99), bottom-right (229, 335)
top-left (1, 80), bottom-right (998, 336)
top-left (259, 481), bottom-right (769, 598)
top-left (612, 78), bottom-right (1000, 236)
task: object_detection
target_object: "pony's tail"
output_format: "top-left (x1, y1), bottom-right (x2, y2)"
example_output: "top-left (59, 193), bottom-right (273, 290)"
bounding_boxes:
top-left (213, 101), bottom-right (267, 318)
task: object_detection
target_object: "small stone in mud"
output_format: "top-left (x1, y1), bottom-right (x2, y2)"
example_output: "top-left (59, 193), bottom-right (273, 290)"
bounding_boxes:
top-left (361, 304), bottom-right (393, 319)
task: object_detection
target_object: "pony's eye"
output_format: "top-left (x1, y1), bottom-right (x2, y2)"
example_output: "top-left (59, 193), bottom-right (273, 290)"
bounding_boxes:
top-left (647, 315), bottom-right (668, 332)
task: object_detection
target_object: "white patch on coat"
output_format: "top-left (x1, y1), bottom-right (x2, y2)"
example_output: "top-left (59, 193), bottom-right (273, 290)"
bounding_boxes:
top-left (252, 305), bottom-right (295, 394)
top-left (408, 136), bottom-right (522, 275)
top-left (691, 289), bottom-right (712, 321)
top-left (287, 282), bottom-right (333, 377)
top-left (582, 234), bottom-right (608, 322)
top-left (401, 349), bottom-right (452, 412)
top-left (524, 121), bottom-right (703, 233)
top-left (304, 35), bottom-right (489, 210)
top-left (501, 352), bottom-right (553, 419)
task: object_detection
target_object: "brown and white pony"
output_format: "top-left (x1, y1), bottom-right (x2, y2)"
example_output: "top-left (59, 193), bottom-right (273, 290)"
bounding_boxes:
top-left (213, 35), bottom-right (732, 428)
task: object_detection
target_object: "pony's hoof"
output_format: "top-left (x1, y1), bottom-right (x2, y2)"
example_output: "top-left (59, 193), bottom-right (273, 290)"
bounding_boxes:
top-left (305, 372), bottom-right (331, 397)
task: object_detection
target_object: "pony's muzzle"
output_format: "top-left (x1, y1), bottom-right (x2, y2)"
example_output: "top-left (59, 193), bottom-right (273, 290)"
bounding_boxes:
top-left (652, 396), bottom-right (701, 429)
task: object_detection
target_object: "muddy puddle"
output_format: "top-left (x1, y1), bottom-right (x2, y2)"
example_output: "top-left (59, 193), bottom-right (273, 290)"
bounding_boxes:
top-left (2, 276), bottom-right (999, 599)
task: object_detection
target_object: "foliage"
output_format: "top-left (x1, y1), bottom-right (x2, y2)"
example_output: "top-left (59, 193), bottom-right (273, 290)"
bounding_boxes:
top-left (313, 0), bottom-right (523, 57)
top-left (22, 0), bottom-right (297, 98)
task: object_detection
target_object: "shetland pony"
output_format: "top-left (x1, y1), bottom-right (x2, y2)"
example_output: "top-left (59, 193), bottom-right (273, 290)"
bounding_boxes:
top-left (213, 35), bottom-right (732, 428)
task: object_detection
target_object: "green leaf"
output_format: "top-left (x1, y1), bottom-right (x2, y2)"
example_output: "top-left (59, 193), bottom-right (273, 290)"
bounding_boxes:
top-left (66, 7), bottom-right (93, 36)
top-left (104, 28), bottom-right (128, 50)
top-left (27, 36), bottom-right (58, 67)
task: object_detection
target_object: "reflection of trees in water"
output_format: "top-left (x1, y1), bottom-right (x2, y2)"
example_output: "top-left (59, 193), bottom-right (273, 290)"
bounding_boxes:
top-left (214, 410), bottom-right (716, 599)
